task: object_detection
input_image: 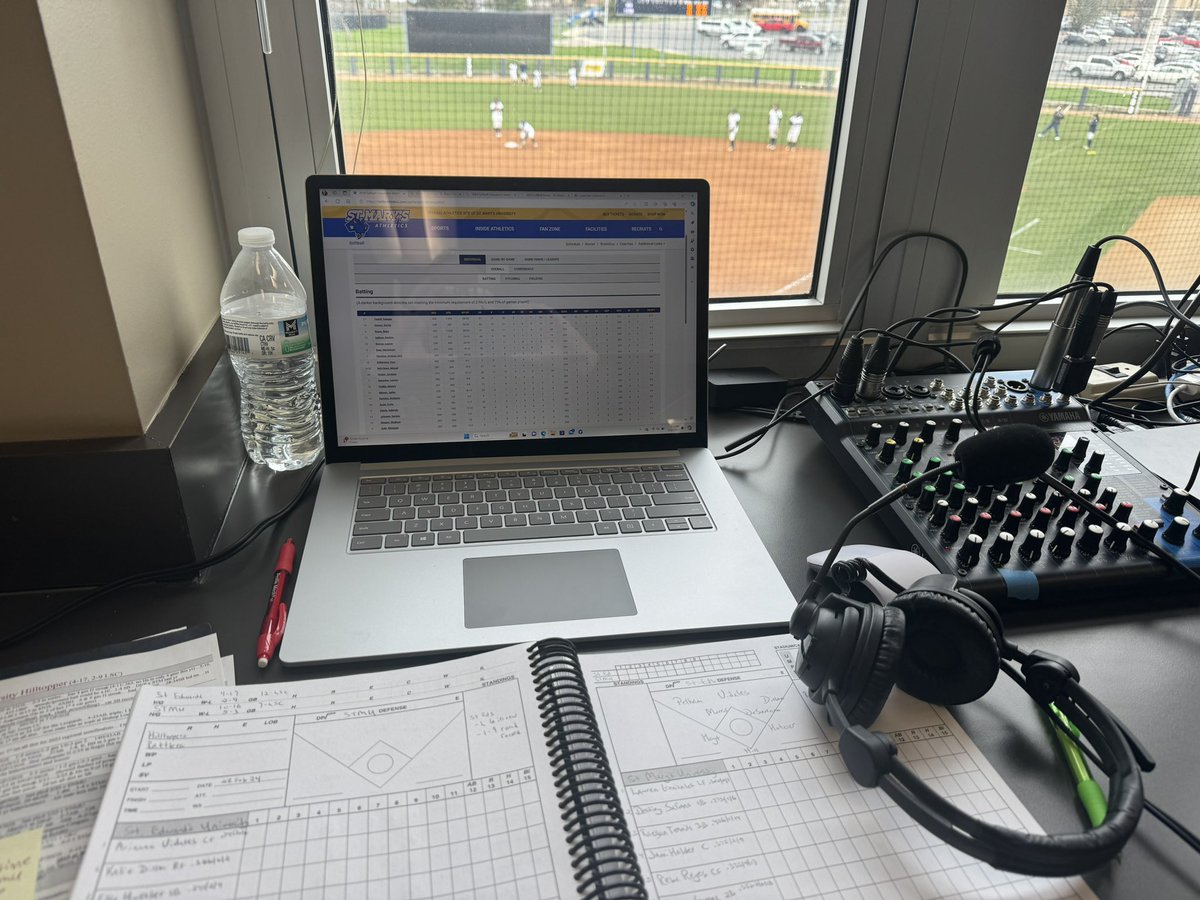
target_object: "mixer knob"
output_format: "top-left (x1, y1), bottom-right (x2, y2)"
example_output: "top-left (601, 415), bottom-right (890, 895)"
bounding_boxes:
top-left (944, 418), bottom-right (963, 443)
top-left (1085, 504), bottom-right (1108, 527)
top-left (1162, 488), bottom-right (1190, 518)
top-left (948, 481), bottom-right (966, 508)
top-left (1078, 524), bottom-right (1103, 556)
top-left (1076, 489), bottom-right (1093, 503)
top-left (1031, 506), bottom-right (1053, 532)
top-left (1104, 522), bottom-right (1132, 554)
top-left (1001, 510), bottom-right (1023, 536)
top-left (1005, 482), bottom-right (1024, 500)
top-left (935, 470), bottom-right (955, 495)
top-left (957, 534), bottom-right (984, 568)
top-left (960, 497), bottom-right (980, 525)
top-left (1163, 516), bottom-right (1190, 545)
top-left (987, 495), bottom-right (1010, 519)
top-left (1114, 501), bottom-right (1134, 524)
top-left (1061, 474), bottom-right (1077, 493)
top-left (1050, 527), bottom-right (1076, 559)
top-left (1017, 492), bottom-right (1039, 518)
top-left (1052, 447), bottom-right (1073, 473)
top-left (988, 531), bottom-right (1015, 567)
top-left (908, 437), bottom-right (926, 463)
top-left (1029, 481), bottom-right (1048, 503)
top-left (906, 473), bottom-right (926, 499)
top-left (1136, 519), bottom-right (1162, 544)
top-left (971, 511), bottom-right (994, 538)
top-left (1084, 472), bottom-right (1103, 495)
top-left (927, 455), bottom-right (943, 471)
top-left (892, 421), bottom-right (910, 445)
top-left (1045, 492), bottom-right (1065, 515)
top-left (1071, 436), bottom-right (1090, 461)
top-left (919, 419), bottom-right (937, 443)
top-left (1084, 450), bottom-right (1105, 474)
top-left (975, 485), bottom-right (994, 506)
top-left (865, 422), bottom-right (883, 448)
top-left (1059, 505), bottom-right (1081, 529)
top-left (940, 514), bottom-right (963, 544)
top-left (1098, 486), bottom-right (1118, 510)
top-left (877, 439), bottom-right (898, 466)
top-left (929, 499), bottom-right (951, 529)
top-left (896, 457), bottom-right (914, 483)
top-left (918, 483), bottom-right (937, 512)
top-left (1019, 529), bottom-right (1046, 564)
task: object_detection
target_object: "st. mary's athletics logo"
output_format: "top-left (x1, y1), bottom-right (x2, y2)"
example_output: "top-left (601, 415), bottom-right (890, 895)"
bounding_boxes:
top-left (345, 208), bottom-right (411, 240)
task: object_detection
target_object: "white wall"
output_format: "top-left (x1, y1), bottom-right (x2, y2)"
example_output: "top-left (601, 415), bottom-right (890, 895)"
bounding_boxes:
top-left (35, 0), bottom-right (227, 432)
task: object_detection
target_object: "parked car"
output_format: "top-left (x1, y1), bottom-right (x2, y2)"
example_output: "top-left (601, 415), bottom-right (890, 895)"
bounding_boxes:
top-left (741, 36), bottom-right (771, 59)
top-left (1062, 55), bottom-right (1135, 80)
top-left (1161, 34), bottom-right (1200, 48)
top-left (720, 29), bottom-right (760, 50)
top-left (808, 31), bottom-right (843, 51)
top-left (1139, 64), bottom-right (1197, 84)
top-left (1061, 31), bottom-right (1107, 46)
top-left (1116, 48), bottom-right (1168, 66)
top-left (696, 17), bottom-right (725, 36)
top-left (779, 32), bottom-right (826, 53)
top-left (1112, 24), bottom-right (1138, 38)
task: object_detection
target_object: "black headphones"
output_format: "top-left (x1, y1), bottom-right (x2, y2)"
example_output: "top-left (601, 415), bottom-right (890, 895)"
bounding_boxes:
top-left (791, 568), bottom-right (1152, 877)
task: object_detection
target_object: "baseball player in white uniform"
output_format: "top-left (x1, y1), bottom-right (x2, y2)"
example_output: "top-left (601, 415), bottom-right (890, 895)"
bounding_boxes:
top-left (533, 67), bottom-right (542, 90)
top-left (568, 65), bottom-right (578, 88)
top-left (489, 98), bottom-right (504, 138)
top-left (767, 104), bottom-right (783, 150)
top-left (786, 111), bottom-right (804, 150)
top-left (518, 120), bottom-right (538, 149)
top-left (508, 62), bottom-right (518, 83)
top-left (727, 109), bottom-right (741, 152)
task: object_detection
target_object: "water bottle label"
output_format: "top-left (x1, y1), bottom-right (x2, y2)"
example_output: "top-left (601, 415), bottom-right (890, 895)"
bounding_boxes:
top-left (222, 314), bottom-right (312, 358)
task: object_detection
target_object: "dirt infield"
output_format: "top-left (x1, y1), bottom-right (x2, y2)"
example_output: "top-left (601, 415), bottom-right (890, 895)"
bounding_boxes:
top-left (1095, 195), bottom-right (1200, 290)
top-left (355, 130), bottom-right (829, 298)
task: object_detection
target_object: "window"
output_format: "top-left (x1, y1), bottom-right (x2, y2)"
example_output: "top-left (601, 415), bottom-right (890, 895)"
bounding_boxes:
top-left (196, 0), bottom-right (1167, 365)
top-left (1001, 1), bottom-right (1200, 296)
top-left (322, 0), bottom-right (854, 302)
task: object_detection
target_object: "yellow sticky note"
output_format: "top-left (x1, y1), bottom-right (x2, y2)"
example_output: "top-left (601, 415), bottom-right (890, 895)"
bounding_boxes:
top-left (0, 829), bottom-right (42, 900)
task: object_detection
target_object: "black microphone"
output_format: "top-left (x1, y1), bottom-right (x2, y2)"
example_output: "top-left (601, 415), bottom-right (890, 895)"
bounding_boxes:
top-left (793, 425), bottom-right (1057, 636)
top-left (954, 424), bottom-right (1055, 486)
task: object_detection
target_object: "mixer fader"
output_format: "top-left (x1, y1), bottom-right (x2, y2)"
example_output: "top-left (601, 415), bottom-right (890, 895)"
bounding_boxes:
top-left (806, 370), bottom-right (1200, 612)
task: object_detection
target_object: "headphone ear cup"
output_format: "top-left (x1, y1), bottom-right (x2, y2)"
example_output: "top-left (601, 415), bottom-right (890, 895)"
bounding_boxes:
top-left (889, 589), bottom-right (1001, 705)
top-left (842, 605), bottom-right (905, 727)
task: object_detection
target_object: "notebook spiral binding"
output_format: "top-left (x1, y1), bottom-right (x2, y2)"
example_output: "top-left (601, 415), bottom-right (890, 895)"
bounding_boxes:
top-left (529, 639), bottom-right (648, 900)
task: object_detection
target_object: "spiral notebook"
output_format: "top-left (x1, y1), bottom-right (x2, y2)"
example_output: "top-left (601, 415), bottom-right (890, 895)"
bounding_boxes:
top-left (70, 637), bottom-right (1091, 899)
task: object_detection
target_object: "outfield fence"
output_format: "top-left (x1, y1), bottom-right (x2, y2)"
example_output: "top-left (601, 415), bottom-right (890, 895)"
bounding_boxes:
top-left (334, 51), bottom-right (840, 91)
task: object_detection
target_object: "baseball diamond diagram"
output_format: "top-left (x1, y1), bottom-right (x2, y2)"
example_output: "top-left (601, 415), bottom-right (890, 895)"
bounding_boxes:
top-left (286, 676), bottom-right (532, 801)
top-left (595, 647), bottom-right (838, 768)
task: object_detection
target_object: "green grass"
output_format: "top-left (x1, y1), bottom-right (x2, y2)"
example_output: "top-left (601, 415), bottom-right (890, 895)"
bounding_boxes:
top-left (333, 79), bottom-right (835, 147)
top-left (1001, 112), bottom-right (1200, 293)
top-left (1044, 85), bottom-right (1172, 112)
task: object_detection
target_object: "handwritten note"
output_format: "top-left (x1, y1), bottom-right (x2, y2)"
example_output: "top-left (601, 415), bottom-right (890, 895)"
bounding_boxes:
top-left (0, 829), bottom-right (42, 900)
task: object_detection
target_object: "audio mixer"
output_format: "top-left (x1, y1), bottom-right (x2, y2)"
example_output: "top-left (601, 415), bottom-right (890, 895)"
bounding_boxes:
top-left (805, 370), bottom-right (1200, 612)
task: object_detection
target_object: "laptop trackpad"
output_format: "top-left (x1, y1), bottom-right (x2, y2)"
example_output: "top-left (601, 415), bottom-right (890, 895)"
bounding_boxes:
top-left (463, 550), bottom-right (637, 628)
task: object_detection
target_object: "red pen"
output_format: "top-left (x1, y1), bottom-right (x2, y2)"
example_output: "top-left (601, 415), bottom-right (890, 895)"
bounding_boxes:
top-left (257, 539), bottom-right (296, 668)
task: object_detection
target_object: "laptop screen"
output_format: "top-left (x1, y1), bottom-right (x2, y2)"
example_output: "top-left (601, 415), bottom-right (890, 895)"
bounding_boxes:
top-left (308, 178), bottom-right (708, 463)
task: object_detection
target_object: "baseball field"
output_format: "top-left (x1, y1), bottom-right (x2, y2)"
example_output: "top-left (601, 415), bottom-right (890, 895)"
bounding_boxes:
top-left (329, 30), bottom-right (1200, 299)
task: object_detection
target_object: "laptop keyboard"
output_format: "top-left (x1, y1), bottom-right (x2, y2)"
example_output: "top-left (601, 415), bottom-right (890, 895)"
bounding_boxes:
top-left (349, 464), bottom-right (713, 551)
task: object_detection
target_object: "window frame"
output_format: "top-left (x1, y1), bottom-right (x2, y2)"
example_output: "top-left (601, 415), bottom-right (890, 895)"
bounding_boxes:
top-left (187, 0), bottom-right (1182, 376)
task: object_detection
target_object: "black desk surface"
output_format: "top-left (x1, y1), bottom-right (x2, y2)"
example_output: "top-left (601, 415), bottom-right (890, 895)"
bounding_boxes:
top-left (8, 413), bottom-right (1200, 897)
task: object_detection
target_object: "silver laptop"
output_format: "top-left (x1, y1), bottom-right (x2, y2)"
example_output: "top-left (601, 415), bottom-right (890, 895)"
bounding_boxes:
top-left (282, 176), bottom-right (794, 664)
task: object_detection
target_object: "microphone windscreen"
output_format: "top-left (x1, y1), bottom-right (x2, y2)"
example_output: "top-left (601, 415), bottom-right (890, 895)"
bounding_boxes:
top-left (954, 424), bottom-right (1055, 485)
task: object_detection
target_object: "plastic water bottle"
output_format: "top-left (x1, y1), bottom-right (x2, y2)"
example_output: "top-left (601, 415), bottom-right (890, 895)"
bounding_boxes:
top-left (219, 227), bottom-right (322, 471)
